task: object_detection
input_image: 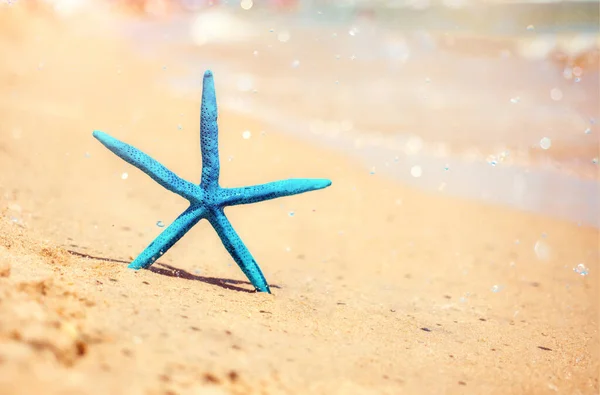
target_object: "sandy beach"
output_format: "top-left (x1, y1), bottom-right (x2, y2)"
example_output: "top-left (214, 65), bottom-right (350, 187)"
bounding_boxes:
top-left (0, 3), bottom-right (598, 394)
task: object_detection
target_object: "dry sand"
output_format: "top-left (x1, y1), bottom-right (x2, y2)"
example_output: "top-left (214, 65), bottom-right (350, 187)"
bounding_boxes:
top-left (0, 5), bottom-right (598, 395)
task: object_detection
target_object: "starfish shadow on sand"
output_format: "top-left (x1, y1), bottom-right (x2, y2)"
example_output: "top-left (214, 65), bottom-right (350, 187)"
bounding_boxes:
top-left (66, 250), bottom-right (281, 293)
top-left (93, 70), bottom-right (331, 293)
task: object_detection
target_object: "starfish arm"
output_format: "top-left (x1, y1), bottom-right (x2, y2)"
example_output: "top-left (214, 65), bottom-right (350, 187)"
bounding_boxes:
top-left (93, 130), bottom-right (199, 202)
top-left (129, 205), bottom-right (206, 270)
top-left (221, 178), bottom-right (332, 206)
top-left (207, 209), bottom-right (271, 293)
top-left (200, 70), bottom-right (220, 189)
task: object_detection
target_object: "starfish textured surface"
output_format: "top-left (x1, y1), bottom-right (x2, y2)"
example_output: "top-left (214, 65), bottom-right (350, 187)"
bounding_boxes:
top-left (93, 70), bottom-right (331, 293)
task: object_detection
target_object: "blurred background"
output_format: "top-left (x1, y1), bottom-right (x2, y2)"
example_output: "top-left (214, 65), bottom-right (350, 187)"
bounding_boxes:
top-left (0, 2), bottom-right (598, 392)
top-left (2, 0), bottom-right (599, 227)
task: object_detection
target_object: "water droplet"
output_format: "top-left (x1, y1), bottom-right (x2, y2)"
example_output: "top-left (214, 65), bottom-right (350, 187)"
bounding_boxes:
top-left (288, 211), bottom-right (295, 217)
top-left (425, 77), bottom-right (431, 83)
top-left (534, 240), bottom-right (551, 261)
top-left (444, 164), bottom-right (450, 171)
top-left (349, 54), bottom-right (356, 61)
top-left (84, 152), bottom-right (91, 158)
top-left (526, 24), bottom-right (535, 31)
top-left (291, 59), bottom-right (300, 68)
top-left (491, 284), bottom-right (502, 293)
top-left (121, 172), bottom-right (128, 180)
top-left (227, 155), bottom-right (234, 162)
top-left (253, 50), bottom-right (259, 56)
top-left (156, 221), bottom-right (165, 227)
top-left (510, 96), bottom-right (521, 104)
top-left (240, 0), bottom-right (253, 10)
top-left (348, 27), bottom-right (359, 36)
top-left (236, 74), bottom-right (254, 92)
top-left (277, 30), bottom-right (290, 42)
top-left (592, 157), bottom-right (598, 165)
top-left (370, 167), bottom-right (376, 175)
top-left (242, 130), bottom-right (252, 139)
top-left (340, 120), bottom-right (353, 132)
top-left (285, 246), bottom-right (291, 252)
top-left (162, 65), bottom-right (167, 70)
top-left (540, 137), bottom-right (552, 150)
top-left (177, 124), bottom-right (183, 130)
top-left (410, 165), bottom-right (422, 178)
top-left (573, 263), bottom-right (589, 276)
top-left (335, 54), bottom-right (341, 60)
top-left (405, 136), bottom-right (423, 155)
top-left (334, 80), bottom-right (339, 85)
top-left (584, 128), bottom-right (591, 134)
top-left (550, 88), bottom-right (563, 101)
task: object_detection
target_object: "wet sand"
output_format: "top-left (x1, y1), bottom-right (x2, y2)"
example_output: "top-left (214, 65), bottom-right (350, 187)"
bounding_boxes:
top-left (0, 4), bottom-right (598, 395)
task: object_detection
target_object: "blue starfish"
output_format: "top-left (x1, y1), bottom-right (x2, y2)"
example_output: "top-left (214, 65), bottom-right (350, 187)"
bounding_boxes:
top-left (93, 70), bottom-right (331, 293)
